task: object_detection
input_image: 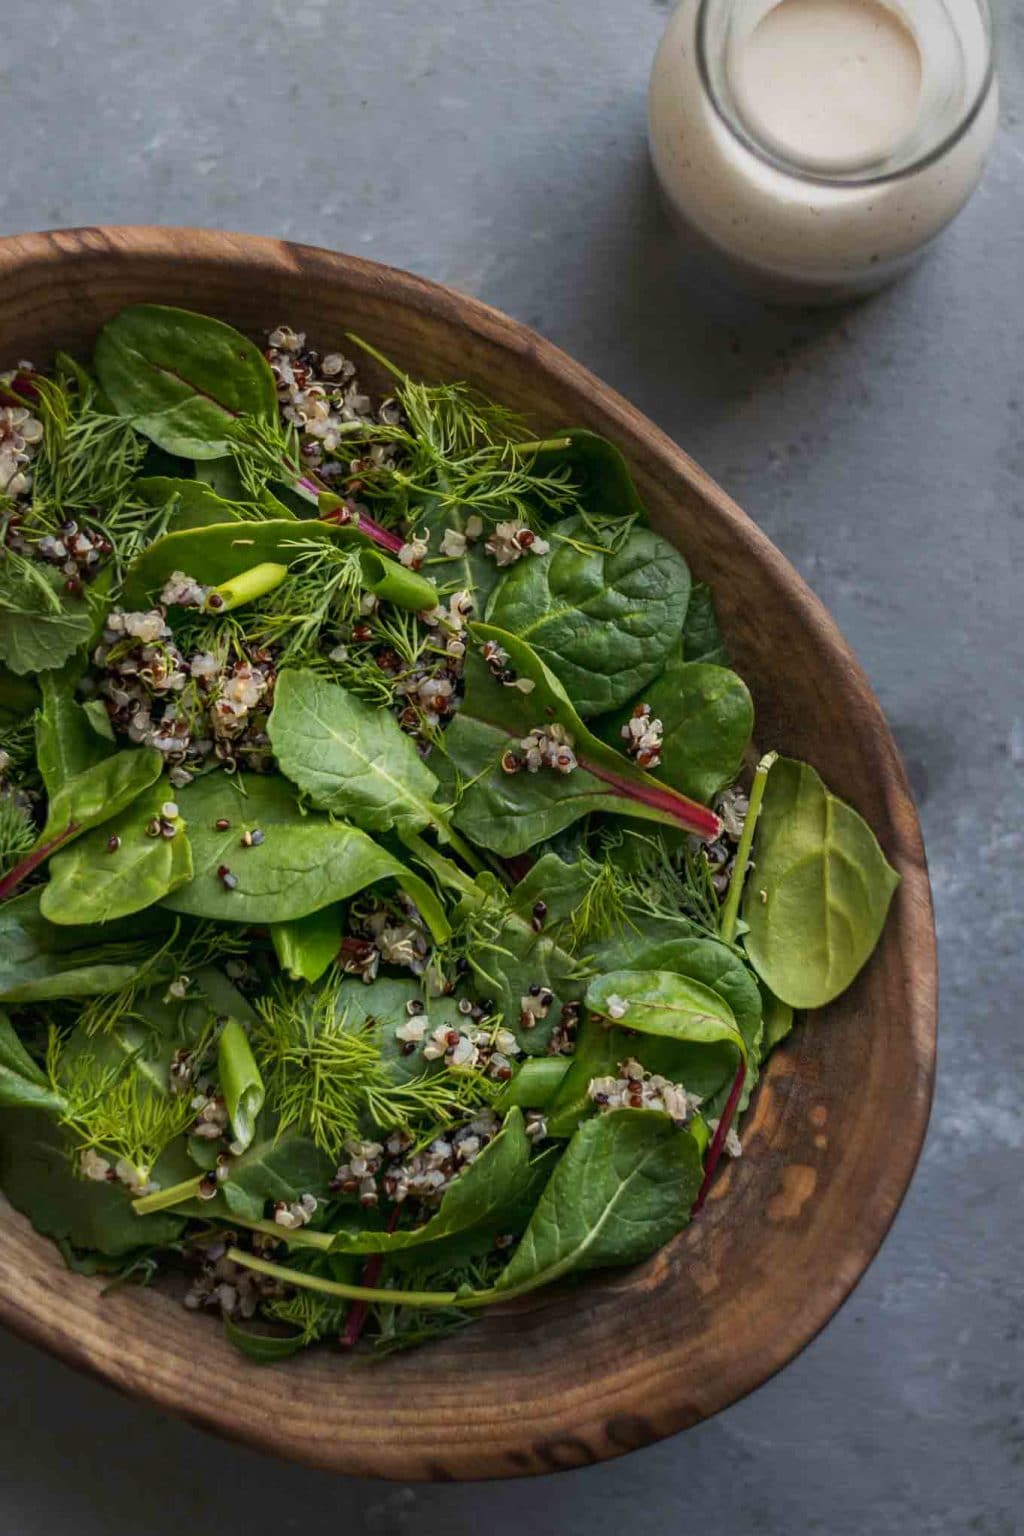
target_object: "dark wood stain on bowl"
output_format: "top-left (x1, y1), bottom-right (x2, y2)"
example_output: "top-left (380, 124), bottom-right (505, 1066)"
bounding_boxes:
top-left (0, 226), bottom-right (936, 1481)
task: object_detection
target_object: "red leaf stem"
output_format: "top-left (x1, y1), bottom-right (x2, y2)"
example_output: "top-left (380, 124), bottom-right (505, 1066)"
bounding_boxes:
top-left (0, 823), bottom-right (78, 904)
top-left (691, 1059), bottom-right (746, 1216)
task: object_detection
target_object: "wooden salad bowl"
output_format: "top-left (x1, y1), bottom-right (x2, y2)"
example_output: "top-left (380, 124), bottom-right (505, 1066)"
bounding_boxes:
top-left (0, 227), bottom-right (936, 1480)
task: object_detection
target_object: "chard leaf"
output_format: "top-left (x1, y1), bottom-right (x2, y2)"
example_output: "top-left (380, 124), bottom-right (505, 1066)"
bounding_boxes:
top-left (741, 757), bottom-right (900, 1008)
top-left (120, 517), bottom-right (363, 609)
top-left (682, 582), bottom-right (729, 666)
top-left (271, 905), bottom-right (343, 983)
top-left (0, 889), bottom-right (156, 1004)
top-left (0, 1009), bottom-right (63, 1112)
top-left (438, 625), bottom-right (721, 857)
top-left (39, 745), bottom-right (164, 847)
top-left (329, 1108), bottom-right (532, 1255)
top-left (41, 781), bottom-right (193, 925)
top-left (0, 565), bottom-right (94, 676)
top-left (486, 517), bottom-right (690, 716)
top-left (94, 304), bottom-right (278, 459)
top-left (162, 772), bottom-right (449, 941)
top-left (606, 661), bottom-right (753, 806)
top-left (268, 669), bottom-right (446, 838)
top-left (497, 1109), bottom-right (701, 1292)
top-left (0, 1109), bottom-right (186, 1256)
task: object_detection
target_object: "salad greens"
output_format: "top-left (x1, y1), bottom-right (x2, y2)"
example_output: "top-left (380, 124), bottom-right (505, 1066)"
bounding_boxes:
top-left (0, 306), bottom-right (898, 1359)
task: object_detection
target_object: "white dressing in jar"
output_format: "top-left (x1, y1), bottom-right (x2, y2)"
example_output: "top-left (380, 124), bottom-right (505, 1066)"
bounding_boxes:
top-left (648, 0), bottom-right (997, 302)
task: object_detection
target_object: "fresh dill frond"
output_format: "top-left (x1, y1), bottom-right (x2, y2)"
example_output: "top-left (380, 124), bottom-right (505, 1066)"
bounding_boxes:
top-left (28, 359), bottom-right (148, 530)
top-left (47, 1030), bottom-right (194, 1180)
top-left (264, 1284), bottom-right (345, 1346)
top-left (0, 715), bottom-right (40, 784)
top-left (246, 539), bottom-right (365, 667)
top-left (369, 1249), bottom-right (507, 1356)
top-left (227, 414), bottom-right (305, 500)
top-left (0, 790), bottom-right (35, 877)
top-left (252, 976), bottom-right (501, 1156)
top-left (565, 850), bottom-right (638, 951)
top-left (601, 828), bottom-right (723, 940)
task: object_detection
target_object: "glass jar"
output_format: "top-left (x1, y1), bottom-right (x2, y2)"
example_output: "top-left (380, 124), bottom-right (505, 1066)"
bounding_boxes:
top-left (648, 0), bottom-right (997, 302)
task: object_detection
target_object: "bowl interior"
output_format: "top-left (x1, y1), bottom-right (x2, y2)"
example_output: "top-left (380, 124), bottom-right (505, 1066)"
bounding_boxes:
top-left (0, 227), bottom-right (935, 1480)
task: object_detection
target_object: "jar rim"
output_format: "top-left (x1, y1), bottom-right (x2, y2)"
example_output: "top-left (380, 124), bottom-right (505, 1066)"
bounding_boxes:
top-left (696, 0), bottom-right (996, 188)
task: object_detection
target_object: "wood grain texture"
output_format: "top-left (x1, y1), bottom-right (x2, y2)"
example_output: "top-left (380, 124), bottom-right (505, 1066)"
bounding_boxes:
top-left (0, 226), bottom-right (936, 1480)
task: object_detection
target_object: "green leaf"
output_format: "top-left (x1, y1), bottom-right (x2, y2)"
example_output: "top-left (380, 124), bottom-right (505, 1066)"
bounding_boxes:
top-left (741, 757), bottom-right (900, 1008)
top-left (0, 1109), bottom-right (186, 1256)
top-left (585, 969), bottom-right (746, 1056)
top-left (329, 1107), bottom-right (533, 1255)
top-left (39, 745), bottom-right (163, 847)
top-left (486, 517), bottom-right (690, 716)
top-left (0, 668), bottom-right (39, 728)
top-left (607, 662), bottom-right (753, 805)
top-left (135, 475), bottom-right (248, 530)
top-left (0, 565), bottom-right (94, 676)
top-left (0, 1010), bottom-right (64, 1112)
top-left (682, 582), bottom-right (729, 666)
top-left (223, 1314), bottom-right (308, 1363)
top-left (495, 1056), bottom-right (570, 1110)
top-left (218, 1018), bottom-right (264, 1153)
top-left (533, 429), bottom-right (648, 535)
top-left (41, 781), bottom-right (193, 925)
top-left (94, 304), bottom-right (278, 459)
top-left (497, 1109), bottom-right (701, 1292)
top-left (760, 983), bottom-right (795, 1054)
top-left (0, 889), bottom-right (162, 1003)
top-left (162, 772), bottom-right (449, 941)
top-left (271, 905), bottom-right (343, 983)
top-left (219, 1116), bottom-right (335, 1224)
top-left (120, 517), bottom-right (362, 609)
top-left (439, 626), bottom-right (721, 857)
top-left (269, 668), bottom-right (445, 838)
top-left (35, 669), bottom-right (113, 798)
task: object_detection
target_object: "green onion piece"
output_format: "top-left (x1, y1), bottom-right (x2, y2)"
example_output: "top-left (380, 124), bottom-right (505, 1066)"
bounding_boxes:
top-left (205, 561), bottom-right (289, 613)
top-left (719, 750), bottom-right (778, 946)
top-left (358, 549), bottom-right (438, 612)
top-left (132, 1173), bottom-right (206, 1217)
top-left (217, 1017), bottom-right (264, 1152)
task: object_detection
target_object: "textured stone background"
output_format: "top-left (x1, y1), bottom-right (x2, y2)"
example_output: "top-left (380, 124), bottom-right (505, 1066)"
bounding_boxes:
top-left (0, 2), bottom-right (1021, 1531)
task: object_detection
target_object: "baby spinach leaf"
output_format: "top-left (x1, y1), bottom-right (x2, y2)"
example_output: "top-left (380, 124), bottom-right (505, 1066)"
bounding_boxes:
top-left (271, 905), bottom-right (343, 984)
top-left (329, 1108), bottom-right (532, 1255)
top-left (683, 582), bottom-right (729, 666)
top-left (0, 1109), bottom-right (186, 1256)
top-left (335, 976), bottom-right (463, 1086)
top-left (741, 756), bottom-right (900, 1009)
top-left (269, 669), bottom-right (445, 838)
top-left (135, 476), bottom-right (248, 530)
top-left (416, 492), bottom-right (501, 605)
top-left (0, 1009), bottom-right (63, 1112)
top-left (495, 1056), bottom-right (571, 1110)
top-left (218, 1018), bottom-right (264, 1154)
top-left (39, 744), bottom-right (163, 847)
top-left (532, 429), bottom-right (648, 534)
top-left (439, 625), bottom-right (721, 857)
top-left (219, 1116), bottom-right (335, 1224)
top-left (94, 305), bottom-right (278, 459)
top-left (486, 517), bottom-right (690, 716)
top-left (0, 890), bottom-right (153, 1004)
top-left (35, 669), bottom-right (113, 797)
top-left (120, 517), bottom-right (362, 609)
top-left (41, 781), bottom-right (193, 925)
top-left (162, 772), bottom-right (449, 941)
top-left (497, 1109), bottom-right (701, 1292)
top-left (0, 565), bottom-right (94, 676)
top-left (608, 662), bottom-right (753, 806)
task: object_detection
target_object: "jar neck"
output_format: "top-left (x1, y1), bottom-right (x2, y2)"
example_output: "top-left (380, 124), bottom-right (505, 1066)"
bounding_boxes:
top-left (697, 0), bottom-right (995, 187)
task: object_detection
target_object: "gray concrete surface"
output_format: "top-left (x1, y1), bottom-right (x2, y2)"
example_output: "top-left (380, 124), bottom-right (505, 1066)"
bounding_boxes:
top-left (1, 2), bottom-right (1021, 1531)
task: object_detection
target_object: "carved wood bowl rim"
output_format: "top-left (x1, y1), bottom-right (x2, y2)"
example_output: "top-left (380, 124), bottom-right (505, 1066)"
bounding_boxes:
top-left (0, 227), bottom-right (936, 1481)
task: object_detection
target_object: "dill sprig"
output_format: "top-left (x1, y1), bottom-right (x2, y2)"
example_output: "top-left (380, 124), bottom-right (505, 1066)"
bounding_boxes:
top-left (47, 1030), bottom-right (194, 1180)
top-left (246, 539), bottom-right (365, 667)
top-left (77, 921), bottom-right (250, 1038)
top-left (565, 850), bottom-right (638, 952)
top-left (0, 715), bottom-right (40, 784)
top-left (252, 976), bottom-right (499, 1156)
top-left (264, 1284), bottom-right (345, 1346)
top-left (600, 829), bottom-right (724, 940)
top-left (369, 1249), bottom-right (508, 1356)
top-left (0, 791), bottom-right (36, 878)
